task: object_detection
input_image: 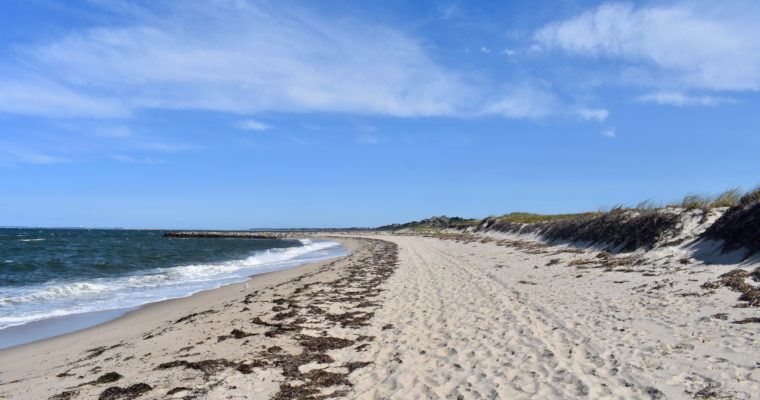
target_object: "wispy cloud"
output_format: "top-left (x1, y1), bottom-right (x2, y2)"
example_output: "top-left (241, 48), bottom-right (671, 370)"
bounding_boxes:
top-left (0, 1), bottom-right (606, 123)
top-left (439, 4), bottom-right (462, 20)
top-left (577, 108), bottom-right (609, 122)
top-left (0, 141), bottom-right (69, 165)
top-left (480, 85), bottom-right (608, 121)
top-left (0, 78), bottom-right (127, 118)
top-left (602, 127), bottom-right (616, 138)
top-left (637, 91), bottom-right (734, 107)
top-left (132, 140), bottom-right (198, 153)
top-left (534, 2), bottom-right (760, 92)
top-left (235, 119), bottom-right (272, 131)
top-left (480, 85), bottom-right (559, 119)
top-left (5, 2), bottom-right (468, 119)
top-left (110, 154), bottom-right (166, 164)
top-left (358, 134), bottom-right (380, 145)
top-left (94, 125), bottom-right (133, 138)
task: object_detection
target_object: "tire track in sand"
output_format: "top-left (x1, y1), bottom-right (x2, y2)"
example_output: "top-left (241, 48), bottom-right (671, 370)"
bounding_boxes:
top-left (350, 235), bottom-right (650, 399)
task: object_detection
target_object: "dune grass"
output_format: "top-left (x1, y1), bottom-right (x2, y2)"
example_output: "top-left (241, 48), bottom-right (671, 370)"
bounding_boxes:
top-left (676, 188), bottom-right (743, 210)
top-left (494, 212), bottom-right (601, 224)
top-left (495, 188), bottom-right (751, 225)
top-left (740, 188), bottom-right (760, 206)
top-left (381, 187), bottom-right (759, 232)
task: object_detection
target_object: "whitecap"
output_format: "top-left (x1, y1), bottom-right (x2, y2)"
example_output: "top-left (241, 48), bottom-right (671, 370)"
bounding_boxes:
top-left (0, 239), bottom-right (345, 330)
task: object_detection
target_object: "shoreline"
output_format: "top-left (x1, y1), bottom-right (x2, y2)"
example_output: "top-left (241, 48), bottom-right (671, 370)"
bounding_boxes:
top-left (0, 236), bottom-right (386, 399)
top-left (0, 236), bottom-right (350, 352)
top-left (2, 234), bottom-right (758, 399)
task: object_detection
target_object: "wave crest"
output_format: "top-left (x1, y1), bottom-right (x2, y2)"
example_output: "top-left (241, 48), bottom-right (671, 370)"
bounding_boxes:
top-left (0, 239), bottom-right (344, 329)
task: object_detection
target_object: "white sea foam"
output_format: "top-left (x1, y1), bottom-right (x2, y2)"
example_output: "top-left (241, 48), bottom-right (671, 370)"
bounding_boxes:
top-left (0, 239), bottom-right (345, 330)
top-left (19, 238), bottom-right (45, 242)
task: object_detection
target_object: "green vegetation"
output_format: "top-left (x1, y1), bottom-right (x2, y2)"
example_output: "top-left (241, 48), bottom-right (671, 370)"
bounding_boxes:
top-left (493, 212), bottom-right (600, 224)
top-left (740, 187), bottom-right (760, 206)
top-left (676, 188), bottom-right (743, 210)
top-left (375, 216), bottom-right (479, 231)
top-left (377, 186), bottom-right (759, 232)
top-left (634, 199), bottom-right (662, 210)
top-left (711, 188), bottom-right (743, 207)
top-left (679, 194), bottom-right (715, 210)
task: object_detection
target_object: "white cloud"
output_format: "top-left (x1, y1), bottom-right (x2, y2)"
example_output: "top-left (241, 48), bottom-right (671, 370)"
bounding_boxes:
top-left (637, 91), bottom-right (733, 107)
top-left (0, 1), bottom-right (613, 123)
top-left (110, 154), bottom-right (165, 164)
top-left (4, 2), bottom-right (469, 119)
top-left (577, 107), bottom-right (609, 121)
top-left (235, 119), bottom-right (271, 131)
top-left (501, 48), bottom-right (516, 56)
top-left (0, 141), bottom-right (69, 164)
top-left (439, 4), bottom-right (462, 19)
top-left (535, 2), bottom-right (760, 91)
top-left (480, 86), bottom-right (608, 121)
top-left (481, 85), bottom-right (559, 119)
top-left (95, 125), bottom-right (133, 138)
top-left (480, 47), bottom-right (491, 54)
top-left (132, 141), bottom-right (198, 153)
top-left (358, 134), bottom-right (380, 145)
top-left (0, 78), bottom-right (127, 118)
top-left (602, 128), bottom-right (616, 138)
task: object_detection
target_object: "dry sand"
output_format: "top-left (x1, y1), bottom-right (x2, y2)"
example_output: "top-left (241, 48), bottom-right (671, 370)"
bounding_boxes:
top-left (1, 234), bottom-right (759, 399)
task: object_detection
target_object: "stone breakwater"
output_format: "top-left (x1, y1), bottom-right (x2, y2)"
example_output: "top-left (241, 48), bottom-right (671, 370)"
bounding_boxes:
top-left (162, 231), bottom-right (285, 239)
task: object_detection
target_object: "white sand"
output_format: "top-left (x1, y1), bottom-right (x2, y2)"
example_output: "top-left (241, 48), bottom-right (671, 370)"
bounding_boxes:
top-left (348, 234), bottom-right (759, 399)
top-left (1, 234), bottom-right (758, 399)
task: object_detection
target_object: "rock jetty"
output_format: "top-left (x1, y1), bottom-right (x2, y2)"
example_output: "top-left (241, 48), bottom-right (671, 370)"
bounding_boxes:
top-left (163, 231), bottom-right (282, 239)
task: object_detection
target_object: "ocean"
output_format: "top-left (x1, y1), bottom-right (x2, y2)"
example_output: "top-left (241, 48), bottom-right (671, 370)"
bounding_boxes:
top-left (0, 228), bottom-right (345, 347)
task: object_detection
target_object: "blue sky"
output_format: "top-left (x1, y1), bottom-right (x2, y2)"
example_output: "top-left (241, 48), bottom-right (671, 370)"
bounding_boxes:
top-left (1, 0), bottom-right (759, 229)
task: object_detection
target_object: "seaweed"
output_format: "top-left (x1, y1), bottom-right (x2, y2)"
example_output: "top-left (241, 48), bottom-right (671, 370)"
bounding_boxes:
top-left (702, 269), bottom-right (760, 307)
top-left (324, 311), bottom-right (375, 328)
top-left (217, 328), bottom-right (255, 342)
top-left (298, 335), bottom-right (355, 352)
top-left (94, 372), bottom-right (122, 385)
top-left (174, 309), bottom-right (216, 324)
top-left (732, 317), bottom-right (760, 324)
top-left (48, 391), bottom-right (78, 400)
top-left (251, 316), bottom-right (303, 337)
top-left (84, 344), bottom-right (123, 360)
top-left (155, 359), bottom-right (236, 377)
top-left (98, 383), bottom-right (152, 400)
top-left (166, 387), bottom-right (192, 395)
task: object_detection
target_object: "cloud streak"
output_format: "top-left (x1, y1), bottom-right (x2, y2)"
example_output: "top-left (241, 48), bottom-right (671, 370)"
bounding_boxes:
top-left (0, 1), bottom-right (606, 123)
top-left (0, 141), bottom-right (69, 165)
top-left (7, 2), bottom-right (469, 118)
top-left (235, 119), bottom-right (272, 131)
top-left (637, 91), bottom-right (734, 107)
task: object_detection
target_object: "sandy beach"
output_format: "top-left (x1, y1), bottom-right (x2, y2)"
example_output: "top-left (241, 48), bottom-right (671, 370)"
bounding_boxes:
top-left (1, 233), bottom-right (758, 399)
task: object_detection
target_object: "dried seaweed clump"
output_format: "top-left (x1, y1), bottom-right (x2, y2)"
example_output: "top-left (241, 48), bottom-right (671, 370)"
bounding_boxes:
top-left (702, 268), bottom-right (760, 307)
top-left (98, 383), bottom-right (152, 400)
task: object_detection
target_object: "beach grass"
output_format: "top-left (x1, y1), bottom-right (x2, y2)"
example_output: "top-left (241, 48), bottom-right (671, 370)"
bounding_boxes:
top-left (493, 212), bottom-right (600, 224)
top-left (675, 188), bottom-right (743, 210)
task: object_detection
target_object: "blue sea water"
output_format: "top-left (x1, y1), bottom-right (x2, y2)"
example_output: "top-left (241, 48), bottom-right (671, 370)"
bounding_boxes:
top-left (0, 228), bottom-right (345, 334)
